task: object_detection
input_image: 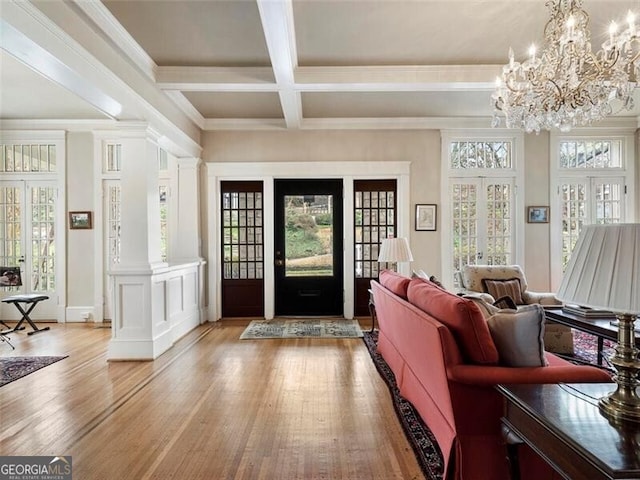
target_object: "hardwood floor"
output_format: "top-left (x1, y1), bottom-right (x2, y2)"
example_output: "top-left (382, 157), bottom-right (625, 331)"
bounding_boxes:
top-left (0, 320), bottom-right (424, 480)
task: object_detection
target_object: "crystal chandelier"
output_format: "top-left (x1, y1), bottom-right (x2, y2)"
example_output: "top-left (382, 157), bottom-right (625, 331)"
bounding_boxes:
top-left (492, 0), bottom-right (640, 133)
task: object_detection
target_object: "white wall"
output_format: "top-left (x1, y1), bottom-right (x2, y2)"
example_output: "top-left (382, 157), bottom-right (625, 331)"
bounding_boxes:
top-left (66, 131), bottom-right (96, 321)
top-left (523, 132), bottom-right (552, 291)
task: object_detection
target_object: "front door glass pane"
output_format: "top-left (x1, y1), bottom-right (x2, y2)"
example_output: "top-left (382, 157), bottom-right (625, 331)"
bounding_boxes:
top-left (284, 194), bottom-right (333, 277)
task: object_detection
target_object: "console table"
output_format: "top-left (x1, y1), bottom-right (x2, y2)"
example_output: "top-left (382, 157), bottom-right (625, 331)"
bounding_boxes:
top-left (545, 307), bottom-right (640, 366)
top-left (498, 383), bottom-right (640, 480)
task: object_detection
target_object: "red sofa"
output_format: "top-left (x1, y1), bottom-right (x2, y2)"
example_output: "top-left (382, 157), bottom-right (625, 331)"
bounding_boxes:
top-left (372, 270), bottom-right (612, 480)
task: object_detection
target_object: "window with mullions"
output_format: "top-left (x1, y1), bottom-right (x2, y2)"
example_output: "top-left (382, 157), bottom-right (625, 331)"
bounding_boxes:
top-left (353, 179), bottom-right (397, 317)
top-left (0, 144), bottom-right (56, 172)
top-left (559, 139), bottom-right (621, 169)
top-left (221, 190), bottom-right (264, 280)
top-left (444, 135), bottom-right (518, 289)
top-left (449, 141), bottom-right (512, 169)
top-left (555, 138), bottom-right (626, 271)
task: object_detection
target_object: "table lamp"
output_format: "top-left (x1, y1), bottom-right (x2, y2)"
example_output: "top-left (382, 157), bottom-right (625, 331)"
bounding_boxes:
top-left (556, 224), bottom-right (640, 423)
top-left (378, 236), bottom-right (413, 269)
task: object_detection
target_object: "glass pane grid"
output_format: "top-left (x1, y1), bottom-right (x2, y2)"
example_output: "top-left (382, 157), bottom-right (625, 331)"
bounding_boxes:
top-left (0, 144), bottom-right (56, 173)
top-left (222, 190), bottom-right (263, 280)
top-left (0, 186), bottom-right (23, 291)
top-left (559, 140), bottom-right (621, 169)
top-left (355, 189), bottom-right (396, 279)
top-left (105, 144), bottom-right (122, 172)
top-left (450, 141), bottom-right (512, 169)
top-left (159, 184), bottom-right (168, 262)
top-left (30, 186), bottom-right (55, 292)
top-left (485, 183), bottom-right (512, 265)
top-left (451, 183), bottom-right (479, 274)
top-left (560, 183), bottom-right (586, 269)
top-left (108, 185), bottom-right (121, 265)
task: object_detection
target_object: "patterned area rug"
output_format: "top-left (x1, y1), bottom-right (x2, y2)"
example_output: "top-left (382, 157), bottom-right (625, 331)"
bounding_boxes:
top-left (240, 319), bottom-right (364, 339)
top-left (363, 331), bottom-right (444, 480)
top-left (570, 330), bottom-right (615, 370)
top-left (362, 330), bottom-right (615, 480)
top-left (0, 356), bottom-right (68, 387)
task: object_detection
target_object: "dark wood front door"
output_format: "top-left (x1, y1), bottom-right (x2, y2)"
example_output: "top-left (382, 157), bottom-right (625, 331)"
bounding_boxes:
top-left (353, 179), bottom-right (397, 317)
top-left (220, 181), bottom-right (264, 318)
top-left (274, 179), bottom-right (343, 316)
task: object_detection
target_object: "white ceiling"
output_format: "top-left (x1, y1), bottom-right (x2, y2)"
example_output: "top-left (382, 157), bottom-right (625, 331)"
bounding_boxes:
top-left (2, 0), bottom-right (640, 134)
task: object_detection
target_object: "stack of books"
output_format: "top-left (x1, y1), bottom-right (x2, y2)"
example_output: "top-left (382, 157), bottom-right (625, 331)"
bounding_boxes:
top-left (561, 304), bottom-right (616, 318)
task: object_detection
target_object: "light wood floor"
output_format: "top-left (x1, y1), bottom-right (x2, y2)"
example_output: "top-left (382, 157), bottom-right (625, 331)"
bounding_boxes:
top-left (0, 320), bottom-right (424, 480)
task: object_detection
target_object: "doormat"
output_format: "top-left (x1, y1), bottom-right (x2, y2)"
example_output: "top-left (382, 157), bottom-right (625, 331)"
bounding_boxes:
top-left (240, 319), bottom-right (363, 339)
top-left (0, 355), bottom-right (68, 387)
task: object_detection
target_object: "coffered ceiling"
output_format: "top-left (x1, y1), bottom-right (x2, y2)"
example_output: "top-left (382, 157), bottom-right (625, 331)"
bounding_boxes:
top-left (2, 0), bottom-right (639, 135)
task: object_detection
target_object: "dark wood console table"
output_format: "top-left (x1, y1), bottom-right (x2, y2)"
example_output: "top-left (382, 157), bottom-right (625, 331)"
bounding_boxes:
top-left (498, 383), bottom-right (640, 480)
top-left (545, 307), bottom-right (640, 366)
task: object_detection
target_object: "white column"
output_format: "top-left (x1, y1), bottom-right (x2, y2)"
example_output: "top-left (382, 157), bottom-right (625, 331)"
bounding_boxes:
top-left (108, 128), bottom-right (171, 360)
top-left (173, 157), bottom-right (202, 262)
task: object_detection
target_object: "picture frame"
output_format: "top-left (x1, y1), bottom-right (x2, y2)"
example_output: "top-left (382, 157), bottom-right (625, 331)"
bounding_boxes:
top-left (0, 266), bottom-right (22, 287)
top-left (415, 204), bottom-right (437, 231)
top-left (527, 206), bottom-right (549, 224)
top-left (69, 211), bottom-right (93, 230)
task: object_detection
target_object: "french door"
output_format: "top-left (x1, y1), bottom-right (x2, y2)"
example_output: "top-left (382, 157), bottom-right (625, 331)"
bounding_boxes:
top-left (550, 176), bottom-right (626, 288)
top-left (274, 179), bottom-right (343, 316)
top-left (0, 180), bottom-right (59, 319)
top-left (449, 177), bottom-right (515, 285)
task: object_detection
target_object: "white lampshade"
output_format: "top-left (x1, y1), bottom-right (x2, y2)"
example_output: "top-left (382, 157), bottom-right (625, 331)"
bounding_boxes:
top-left (556, 224), bottom-right (640, 315)
top-left (378, 237), bottom-right (414, 263)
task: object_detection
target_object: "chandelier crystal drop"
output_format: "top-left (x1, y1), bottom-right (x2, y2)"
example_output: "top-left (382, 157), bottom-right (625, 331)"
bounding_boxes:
top-left (492, 0), bottom-right (640, 133)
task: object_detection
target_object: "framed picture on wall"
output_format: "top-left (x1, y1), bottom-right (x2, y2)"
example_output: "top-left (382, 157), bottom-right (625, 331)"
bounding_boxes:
top-left (527, 206), bottom-right (549, 223)
top-left (69, 211), bottom-right (93, 229)
top-left (415, 204), bottom-right (437, 231)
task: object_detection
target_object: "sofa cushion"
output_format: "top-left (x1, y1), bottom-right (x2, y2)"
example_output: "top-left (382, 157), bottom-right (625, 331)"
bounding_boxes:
top-left (408, 278), bottom-right (499, 364)
top-left (379, 269), bottom-right (411, 299)
top-left (486, 304), bottom-right (548, 367)
top-left (482, 278), bottom-right (525, 305)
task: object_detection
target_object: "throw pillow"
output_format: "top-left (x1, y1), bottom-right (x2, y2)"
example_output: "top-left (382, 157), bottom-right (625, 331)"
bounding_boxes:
top-left (379, 269), bottom-right (411, 299)
top-left (486, 304), bottom-right (548, 367)
top-left (482, 278), bottom-right (525, 305)
top-left (493, 295), bottom-right (517, 310)
top-left (408, 279), bottom-right (499, 365)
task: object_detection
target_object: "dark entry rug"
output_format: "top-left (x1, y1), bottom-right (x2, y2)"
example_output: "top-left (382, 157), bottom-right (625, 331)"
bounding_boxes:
top-left (240, 319), bottom-right (363, 339)
top-left (0, 356), bottom-right (67, 387)
top-left (363, 331), bottom-right (444, 480)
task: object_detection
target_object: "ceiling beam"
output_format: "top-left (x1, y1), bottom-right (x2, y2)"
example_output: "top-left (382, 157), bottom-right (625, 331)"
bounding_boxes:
top-left (256, 0), bottom-right (301, 129)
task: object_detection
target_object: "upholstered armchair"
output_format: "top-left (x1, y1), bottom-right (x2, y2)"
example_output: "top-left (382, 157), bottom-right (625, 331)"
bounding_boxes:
top-left (458, 265), bottom-right (574, 355)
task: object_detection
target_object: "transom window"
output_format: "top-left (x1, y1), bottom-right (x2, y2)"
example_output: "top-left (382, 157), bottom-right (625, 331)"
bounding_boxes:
top-left (559, 140), bottom-right (622, 169)
top-left (449, 141), bottom-right (512, 169)
top-left (0, 144), bottom-right (56, 172)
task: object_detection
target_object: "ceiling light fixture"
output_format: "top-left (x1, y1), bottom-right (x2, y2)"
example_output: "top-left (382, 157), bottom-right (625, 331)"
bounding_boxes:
top-left (491, 0), bottom-right (640, 133)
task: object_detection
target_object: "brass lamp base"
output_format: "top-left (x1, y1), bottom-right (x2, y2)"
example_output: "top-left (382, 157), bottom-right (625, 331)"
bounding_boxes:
top-left (598, 314), bottom-right (640, 423)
